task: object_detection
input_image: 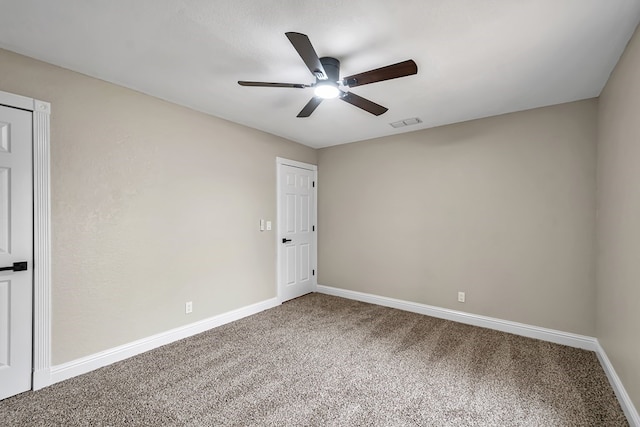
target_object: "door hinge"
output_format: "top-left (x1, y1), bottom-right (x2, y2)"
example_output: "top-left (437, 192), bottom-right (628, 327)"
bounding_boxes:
top-left (312, 225), bottom-right (315, 231)
top-left (312, 181), bottom-right (315, 188)
top-left (312, 269), bottom-right (315, 276)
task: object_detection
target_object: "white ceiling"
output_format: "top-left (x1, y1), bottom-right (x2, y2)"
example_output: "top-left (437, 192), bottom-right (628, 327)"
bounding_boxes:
top-left (1, 1), bottom-right (639, 148)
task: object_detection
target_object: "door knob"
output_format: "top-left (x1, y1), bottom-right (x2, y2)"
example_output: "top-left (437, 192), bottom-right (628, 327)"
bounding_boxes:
top-left (0, 261), bottom-right (27, 272)
top-left (282, 238), bottom-right (292, 243)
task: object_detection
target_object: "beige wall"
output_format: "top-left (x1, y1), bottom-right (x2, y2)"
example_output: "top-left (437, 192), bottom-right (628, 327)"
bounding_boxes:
top-left (597, 25), bottom-right (640, 410)
top-left (0, 48), bottom-right (316, 364)
top-left (318, 100), bottom-right (598, 335)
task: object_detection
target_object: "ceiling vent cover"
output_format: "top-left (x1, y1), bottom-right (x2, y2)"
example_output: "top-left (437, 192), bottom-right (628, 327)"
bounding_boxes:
top-left (390, 117), bottom-right (422, 128)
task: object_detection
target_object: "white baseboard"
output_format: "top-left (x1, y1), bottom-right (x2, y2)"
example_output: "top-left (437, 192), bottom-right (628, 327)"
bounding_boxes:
top-left (49, 297), bottom-right (280, 386)
top-left (316, 284), bottom-right (639, 426)
top-left (316, 285), bottom-right (597, 350)
top-left (596, 343), bottom-right (640, 427)
top-left (32, 368), bottom-right (51, 391)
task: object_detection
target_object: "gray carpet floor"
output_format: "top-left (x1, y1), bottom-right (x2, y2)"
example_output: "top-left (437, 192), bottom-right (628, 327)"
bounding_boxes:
top-left (0, 293), bottom-right (628, 426)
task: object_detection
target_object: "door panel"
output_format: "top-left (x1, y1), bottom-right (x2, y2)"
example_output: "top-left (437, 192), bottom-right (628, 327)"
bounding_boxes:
top-left (286, 246), bottom-right (296, 285)
top-left (299, 243), bottom-right (310, 282)
top-left (285, 194), bottom-right (296, 233)
top-left (299, 194), bottom-right (310, 232)
top-left (0, 104), bottom-right (33, 400)
top-left (278, 163), bottom-right (316, 302)
top-left (0, 280), bottom-right (9, 366)
top-left (0, 168), bottom-right (9, 253)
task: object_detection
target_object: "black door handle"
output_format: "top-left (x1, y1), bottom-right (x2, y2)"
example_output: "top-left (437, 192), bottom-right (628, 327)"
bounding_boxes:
top-left (282, 238), bottom-right (292, 244)
top-left (0, 262), bottom-right (28, 272)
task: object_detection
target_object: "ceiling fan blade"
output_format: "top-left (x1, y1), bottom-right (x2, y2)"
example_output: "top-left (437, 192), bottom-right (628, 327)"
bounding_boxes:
top-left (342, 60), bottom-right (418, 88)
top-left (285, 32), bottom-right (328, 80)
top-left (238, 81), bottom-right (308, 88)
top-left (297, 97), bottom-right (323, 118)
top-left (340, 92), bottom-right (388, 116)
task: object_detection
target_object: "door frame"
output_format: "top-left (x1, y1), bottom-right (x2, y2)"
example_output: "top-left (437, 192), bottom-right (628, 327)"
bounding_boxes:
top-left (0, 90), bottom-right (51, 390)
top-left (276, 157), bottom-right (317, 303)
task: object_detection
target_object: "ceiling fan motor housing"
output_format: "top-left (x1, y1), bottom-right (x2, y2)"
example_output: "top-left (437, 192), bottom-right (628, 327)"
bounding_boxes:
top-left (319, 57), bottom-right (340, 83)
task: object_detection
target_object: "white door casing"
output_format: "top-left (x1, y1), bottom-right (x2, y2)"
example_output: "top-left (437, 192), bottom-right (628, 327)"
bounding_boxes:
top-left (0, 90), bottom-right (51, 394)
top-left (0, 104), bottom-right (33, 400)
top-left (276, 158), bottom-right (317, 303)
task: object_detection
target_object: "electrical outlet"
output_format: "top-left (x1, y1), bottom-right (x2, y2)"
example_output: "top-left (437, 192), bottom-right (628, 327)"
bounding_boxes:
top-left (458, 292), bottom-right (465, 303)
top-left (185, 301), bottom-right (193, 314)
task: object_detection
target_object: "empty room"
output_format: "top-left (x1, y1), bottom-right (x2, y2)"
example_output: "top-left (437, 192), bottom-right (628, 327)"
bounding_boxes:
top-left (0, 1), bottom-right (639, 425)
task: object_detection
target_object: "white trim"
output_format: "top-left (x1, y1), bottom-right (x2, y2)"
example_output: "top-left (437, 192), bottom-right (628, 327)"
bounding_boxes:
top-left (50, 297), bottom-right (280, 385)
top-left (275, 158), bottom-right (318, 302)
top-left (311, 168), bottom-right (317, 293)
top-left (316, 285), bottom-right (598, 350)
top-left (595, 342), bottom-right (640, 426)
top-left (276, 157), bottom-right (318, 171)
top-left (0, 90), bottom-right (52, 390)
top-left (32, 100), bottom-right (52, 390)
top-left (0, 90), bottom-right (34, 111)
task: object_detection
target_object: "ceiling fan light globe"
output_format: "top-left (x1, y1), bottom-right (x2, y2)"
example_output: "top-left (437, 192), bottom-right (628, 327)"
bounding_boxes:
top-left (314, 84), bottom-right (340, 99)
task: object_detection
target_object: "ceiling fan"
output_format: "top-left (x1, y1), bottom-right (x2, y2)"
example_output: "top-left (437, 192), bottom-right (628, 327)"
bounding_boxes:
top-left (238, 32), bottom-right (418, 118)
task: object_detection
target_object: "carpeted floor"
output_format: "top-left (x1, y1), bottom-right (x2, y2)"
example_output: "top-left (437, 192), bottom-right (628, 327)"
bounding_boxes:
top-left (0, 293), bottom-right (628, 426)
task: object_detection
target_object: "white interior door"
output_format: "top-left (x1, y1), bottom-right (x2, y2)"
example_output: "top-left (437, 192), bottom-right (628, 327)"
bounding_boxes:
top-left (0, 104), bottom-right (33, 400)
top-left (277, 160), bottom-right (316, 302)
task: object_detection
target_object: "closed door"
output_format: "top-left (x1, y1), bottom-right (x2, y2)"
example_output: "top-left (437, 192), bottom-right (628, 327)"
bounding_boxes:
top-left (0, 104), bottom-right (33, 400)
top-left (278, 163), bottom-right (316, 302)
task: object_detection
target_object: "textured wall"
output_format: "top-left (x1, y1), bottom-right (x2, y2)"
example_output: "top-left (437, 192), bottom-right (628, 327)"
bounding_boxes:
top-left (318, 100), bottom-right (597, 335)
top-left (597, 24), bottom-right (640, 411)
top-left (0, 48), bottom-right (316, 364)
